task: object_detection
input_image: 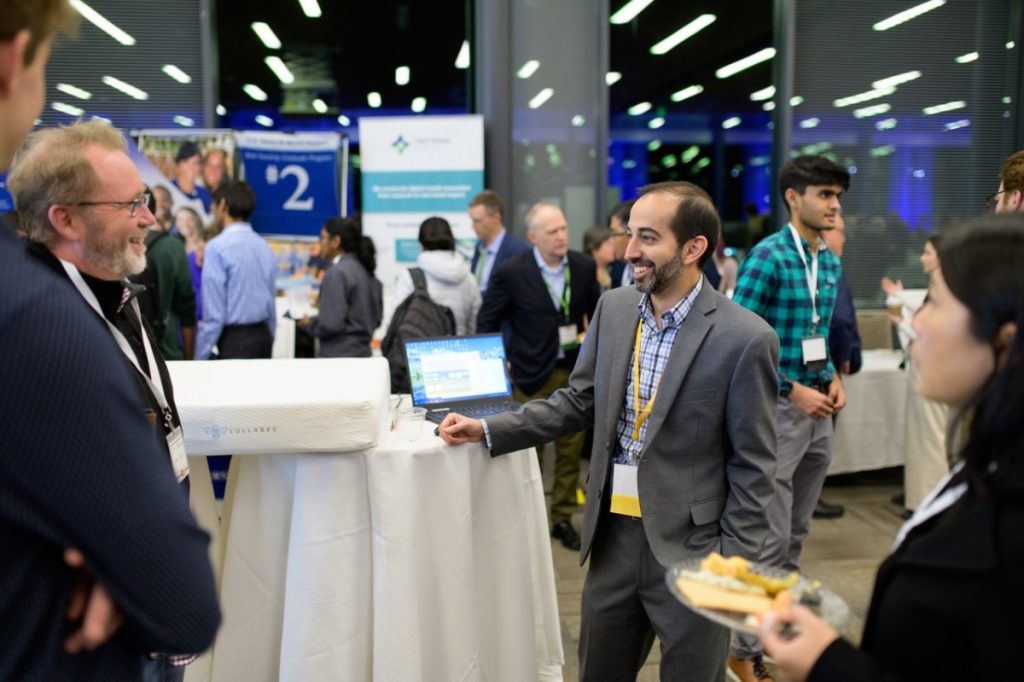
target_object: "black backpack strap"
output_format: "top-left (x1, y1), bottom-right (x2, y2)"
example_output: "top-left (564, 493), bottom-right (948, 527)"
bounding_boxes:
top-left (409, 267), bottom-right (428, 293)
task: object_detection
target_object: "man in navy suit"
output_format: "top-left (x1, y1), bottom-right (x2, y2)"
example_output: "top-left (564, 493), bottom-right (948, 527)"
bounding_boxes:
top-left (468, 190), bottom-right (529, 294)
top-left (477, 202), bottom-right (602, 549)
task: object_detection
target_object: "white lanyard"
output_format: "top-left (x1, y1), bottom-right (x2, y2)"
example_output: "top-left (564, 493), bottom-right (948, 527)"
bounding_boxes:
top-left (788, 225), bottom-right (820, 327)
top-left (60, 260), bottom-right (172, 424)
top-left (892, 461), bottom-right (967, 551)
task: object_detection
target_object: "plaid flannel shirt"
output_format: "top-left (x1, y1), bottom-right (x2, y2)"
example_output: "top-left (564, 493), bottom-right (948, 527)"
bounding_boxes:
top-left (733, 225), bottom-right (841, 389)
top-left (613, 279), bottom-right (703, 465)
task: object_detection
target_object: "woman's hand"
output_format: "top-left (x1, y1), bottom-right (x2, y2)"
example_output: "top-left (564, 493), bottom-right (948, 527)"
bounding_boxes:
top-left (759, 606), bottom-right (839, 682)
top-left (880, 277), bottom-right (903, 296)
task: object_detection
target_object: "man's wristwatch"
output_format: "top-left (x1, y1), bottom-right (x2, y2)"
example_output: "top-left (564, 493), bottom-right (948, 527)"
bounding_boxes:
top-left (779, 377), bottom-right (794, 397)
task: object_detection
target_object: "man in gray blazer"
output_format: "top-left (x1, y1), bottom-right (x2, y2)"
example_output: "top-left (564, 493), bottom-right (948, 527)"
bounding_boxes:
top-left (440, 182), bottom-right (778, 681)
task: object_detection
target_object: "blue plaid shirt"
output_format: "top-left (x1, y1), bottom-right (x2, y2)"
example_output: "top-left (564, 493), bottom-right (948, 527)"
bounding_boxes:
top-left (614, 279), bottom-right (703, 465)
top-left (733, 224), bottom-right (841, 388)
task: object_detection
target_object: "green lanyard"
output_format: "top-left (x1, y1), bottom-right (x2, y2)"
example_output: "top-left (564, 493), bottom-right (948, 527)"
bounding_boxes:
top-left (541, 264), bottom-right (572, 318)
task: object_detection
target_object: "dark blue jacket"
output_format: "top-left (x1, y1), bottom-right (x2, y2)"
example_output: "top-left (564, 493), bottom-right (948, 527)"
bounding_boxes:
top-left (829, 274), bottom-right (862, 375)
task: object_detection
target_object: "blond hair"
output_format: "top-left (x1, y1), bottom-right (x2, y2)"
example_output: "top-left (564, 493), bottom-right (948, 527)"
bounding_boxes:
top-left (8, 120), bottom-right (126, 245)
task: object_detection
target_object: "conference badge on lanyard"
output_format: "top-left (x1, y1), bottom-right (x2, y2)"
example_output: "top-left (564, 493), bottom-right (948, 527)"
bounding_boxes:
top-left (611, 321), bottom-right (659, 518)
top-left (611, 463), bottom-right (641, 517)
top-left (790, 225), bottom-right (828, 372)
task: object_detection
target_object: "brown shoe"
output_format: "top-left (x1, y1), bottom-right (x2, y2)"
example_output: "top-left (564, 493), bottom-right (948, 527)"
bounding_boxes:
top-left (728, 654), bottom-right (774, 682)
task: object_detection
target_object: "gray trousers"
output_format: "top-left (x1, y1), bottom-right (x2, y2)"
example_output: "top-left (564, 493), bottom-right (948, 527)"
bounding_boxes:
top-left (580, 514), bottom-right (729, 681)
top-left (733, 395), bottom-right (834, 659)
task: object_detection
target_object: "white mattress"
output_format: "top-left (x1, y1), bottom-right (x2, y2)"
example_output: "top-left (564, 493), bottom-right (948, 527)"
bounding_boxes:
top-left (167, 358), bottom-right (390, 455)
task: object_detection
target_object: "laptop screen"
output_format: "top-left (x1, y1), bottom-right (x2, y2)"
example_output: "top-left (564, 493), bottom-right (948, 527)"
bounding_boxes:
top-left (405, 334), bottom-right (513, 407)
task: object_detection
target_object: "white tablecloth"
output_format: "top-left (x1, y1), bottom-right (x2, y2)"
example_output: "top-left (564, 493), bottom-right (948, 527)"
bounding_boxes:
top-left (829, 350), bottom-right (909, 474)
top-left (207, 434), bottom-right (562, 682)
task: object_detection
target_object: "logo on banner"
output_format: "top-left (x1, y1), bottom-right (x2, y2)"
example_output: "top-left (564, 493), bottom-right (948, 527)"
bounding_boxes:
top-left (392, 135), bottom-right (410, 154)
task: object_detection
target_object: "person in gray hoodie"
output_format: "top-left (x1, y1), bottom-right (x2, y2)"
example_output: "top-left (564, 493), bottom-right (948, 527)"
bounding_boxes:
top-left (391, 216), bottom-right (481, 335)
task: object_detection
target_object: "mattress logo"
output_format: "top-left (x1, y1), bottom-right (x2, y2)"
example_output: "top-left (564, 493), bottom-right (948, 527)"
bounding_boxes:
top-left (203, 424), bottom-right (280, 439)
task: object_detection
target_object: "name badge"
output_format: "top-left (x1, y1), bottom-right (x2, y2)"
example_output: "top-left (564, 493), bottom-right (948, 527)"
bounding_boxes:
top-left (559, 323), bottom-right (580, 350)
top-left (166, 426), bottom-right (190, 483)
top-left (610, 463), bottom-right (642, 517)
top-left (801, 335), bottom-right (827, 365)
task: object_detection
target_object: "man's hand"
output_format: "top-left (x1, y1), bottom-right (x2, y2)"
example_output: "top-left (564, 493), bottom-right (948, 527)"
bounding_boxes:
top-left (838, 361), bottom-right (851, 376)
top-left (760, 606), bottom-right (839, 682)
top-left (788, 382), bottom-right (834, 420)
top-left (63, 549), bottom-right (124, 653)
top-left (827, 377), bottom-right (846, 412)
top-left (438, 413), bottom-right (485, 445)
top-left (296, 315), bottom-right (311, 330)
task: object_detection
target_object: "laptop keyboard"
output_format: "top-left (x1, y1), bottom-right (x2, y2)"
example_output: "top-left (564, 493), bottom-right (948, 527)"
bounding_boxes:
top-left (425, 401), bottom-right (521, 424)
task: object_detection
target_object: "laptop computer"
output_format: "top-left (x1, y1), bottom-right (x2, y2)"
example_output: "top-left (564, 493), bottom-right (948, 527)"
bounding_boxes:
top-left (404, 334), bottom-right (522, 424)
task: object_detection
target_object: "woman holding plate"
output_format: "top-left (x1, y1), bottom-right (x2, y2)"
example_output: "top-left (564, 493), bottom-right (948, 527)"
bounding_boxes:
top-left (761, 215), bottom-right (1024, 681)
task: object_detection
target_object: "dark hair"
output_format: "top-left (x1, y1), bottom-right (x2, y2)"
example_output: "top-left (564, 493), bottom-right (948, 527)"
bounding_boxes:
top-left (636, 182), bottom-right (720, 268)
top-left (583, 227), bottom-right (611, 256)
top-left (212, 180), bottom-right (256, 221)
top-left (324, 217), bottom-right (376, 274)
top-left (779, 155), bottom-right (850, 213)
top-left (940, 215), bottom-right (1024, 496)
top-left (608, 199), bottom-right (634, 229)
top-left (176, 141), bottom-right (201, 163)
top-left (144, 185), bottom-right (156, 214)
top-left (925, 233), bottom-right (943, 249)
top-left (418, 216), bottom-right (455, 251)
top-left (469, 190), bottom-right (503, 218)
top-left (0, 0), bottom-right (77, 66)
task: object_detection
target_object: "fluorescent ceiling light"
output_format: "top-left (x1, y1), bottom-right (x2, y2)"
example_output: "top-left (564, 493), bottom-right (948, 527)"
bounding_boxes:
top-left (255, 115), bottom-right (274, 127)
top-left (650, 14), bottom-right (716, 55)
top-left (243, 84), bottom-right (268, 101)
top-left (517, 60), bottom-right (540, 79)
top-left (692, 157), bottom-right (711, 172)
top-left (955, 52), bottom-right (978, 63)
top-left (870, 144), bottom-right (896, 157)
top-left (681, 145), bottom-right (699, 163)
top-left (395, 66), bottom-right (410, 85)
top-left (716, 47), bottom-right (775, 79)
top-left (922, 100), bottom-right (966, 115)
top-left (455, 41), bottom-right (470, 69)
top-left (337, 114), bottom-right (351, 126)
top-left (762, 101), bottom-right (776, 111)
top-left (367, 91), bottom-right (382, 108)
top-left (875, 117), bottom-right (898, 130)
top-left (799, 117), bottom-right (820, 129)
top-left (1008, 41), bottom-right (1016, 49)
top-left (91, 114), bottom-right (110, 123)
top-left (571, 115), bottom-right (586, 127)
top-left (312, 98), bottom-right (327, 113)
top-left (853, 103), bottom-right (891, 118)
top-left (628, 101), bottom-right (652, 115)
top-left (52, 101), bottom-right (85, 117)
top-left (610, 0), bottom-right (656, 25)
top-left (216, 105), bottom-right (227, 116)
top-left (297, 0), bottom-right (322, 18)
top-left (872, 70), bottom-right (921, 90)
top-left (606, 71), bottom-right (622, 86)
top-left (251, 22), bottom-right (281, 49)
top-left (173, 115), bottom-right (195, 127)
top-left (648, 117), bottom-right (665, 129)
top-left (102, 75), bottom-right (148, 100)
top-left (662, 155), bottom-right (677, 168)
top-left (1004, 96), bottom-right (1013, 104)
top-left (873, 0), bottom-right (945, 31)
top-left (265, 56), bottom-right (294, 84)
top-left (162, 64), bottom-right (192, 84)
top-left (647, 140), bottom-right (662, 151)
top-left (749, 85), bottom-right (775, 102)
top-left (790, 96), bottom-right (804, 106)
top-left (722, 116), bottom-right (741, 129)
top-left (943, 119), bottom-right (970, 131)
top-left (56, 83), bottom-right (92, 100)
top-left (69, 0), bottom-right (135, 46)
top-left (411, 97), bottom-right (426, 113)
top-left (834, 87), bottom-right (893, 107)
top-left (670, 84), bottom-right (703, 102)
top-left (528, 88), bottom-right (554, 109)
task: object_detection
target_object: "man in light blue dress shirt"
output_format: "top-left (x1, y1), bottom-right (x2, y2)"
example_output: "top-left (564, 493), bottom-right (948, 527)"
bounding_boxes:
top-left (196, 181), bottom-right (277, 359)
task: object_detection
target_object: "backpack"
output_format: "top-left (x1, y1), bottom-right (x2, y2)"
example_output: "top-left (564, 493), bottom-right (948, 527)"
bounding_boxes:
top-left (381, 267), bottom-right (456, 393)
top-left (130, 230), bottom-right (168, 341)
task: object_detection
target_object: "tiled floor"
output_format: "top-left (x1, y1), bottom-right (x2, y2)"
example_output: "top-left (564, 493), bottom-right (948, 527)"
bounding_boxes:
top-left (544, 461), bottom-right (905, 681)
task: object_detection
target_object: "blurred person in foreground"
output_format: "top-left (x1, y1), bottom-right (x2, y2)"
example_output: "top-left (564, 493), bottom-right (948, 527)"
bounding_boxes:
top-left (762, 215), bottom-right (1024, 682)
top-left (0, 3), bottom-right (220, 679)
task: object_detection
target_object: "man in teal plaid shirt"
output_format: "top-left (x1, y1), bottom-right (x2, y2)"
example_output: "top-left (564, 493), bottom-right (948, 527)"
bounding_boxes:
top-left (729, 155), bottom-right (849, 682)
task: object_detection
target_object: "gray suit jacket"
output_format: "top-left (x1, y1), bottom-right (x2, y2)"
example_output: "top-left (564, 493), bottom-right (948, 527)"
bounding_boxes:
top-left (487, 281), bottom-right (779, 567)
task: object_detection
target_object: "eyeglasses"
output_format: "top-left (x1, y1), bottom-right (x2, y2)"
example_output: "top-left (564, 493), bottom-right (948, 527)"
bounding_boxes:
top-left (985, 190), bottom-right (1006, 211)
top-left (72, 192), bottom-right (152, 217)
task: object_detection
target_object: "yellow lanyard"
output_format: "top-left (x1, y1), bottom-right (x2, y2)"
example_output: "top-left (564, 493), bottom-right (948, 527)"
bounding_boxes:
top-left (631, 320), bottom-right (660, 449)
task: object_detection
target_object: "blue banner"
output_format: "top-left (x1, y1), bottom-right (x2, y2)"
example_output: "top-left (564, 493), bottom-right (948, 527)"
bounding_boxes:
top-left (236, 132), bottom-right (341, 237)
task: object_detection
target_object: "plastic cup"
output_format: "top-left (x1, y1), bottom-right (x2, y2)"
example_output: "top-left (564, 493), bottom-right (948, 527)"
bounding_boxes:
top-left (395, 407), bottom-right (427, 442)
top-left (885, 295), bottom-right (902, 318)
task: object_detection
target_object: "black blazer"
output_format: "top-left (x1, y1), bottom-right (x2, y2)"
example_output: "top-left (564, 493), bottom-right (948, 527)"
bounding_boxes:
top-left (470, 230), bottom-right (529, 288)
top-left (477, 249), bottom-right (601, 394)
top-left (809, 488), bottom-right (1024, 681)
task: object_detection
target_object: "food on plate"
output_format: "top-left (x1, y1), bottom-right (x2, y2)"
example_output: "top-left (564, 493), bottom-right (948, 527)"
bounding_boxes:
top-left (674, 552), bottom-right (800, 617)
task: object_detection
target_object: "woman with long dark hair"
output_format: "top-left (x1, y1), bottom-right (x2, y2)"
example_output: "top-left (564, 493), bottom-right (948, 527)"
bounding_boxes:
top-left (300, 217), bottom-right (382, 357)
top-left (761, 215), bottom-right (1024, 681)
